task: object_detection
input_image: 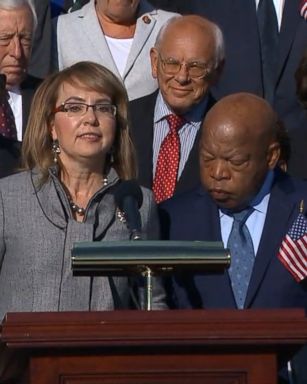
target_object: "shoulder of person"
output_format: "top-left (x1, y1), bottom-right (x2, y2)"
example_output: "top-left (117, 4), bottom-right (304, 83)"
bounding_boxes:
top-left (55, 0), bottom-right (92, 22)
top-left (160, 184), bottom-right (206, 213)
top-left (0, 170), bottom-right (31, 190)
top-left (138, 0), bottom-right (180, 21)
top-left (273, 169), bottom-right (307, 203)
top-left (21, 75), bottom-right (43, 90)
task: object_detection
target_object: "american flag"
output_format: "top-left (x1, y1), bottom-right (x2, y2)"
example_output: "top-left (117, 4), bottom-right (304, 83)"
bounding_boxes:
top-left (278, 206), bottom-right (307, 282)
top-left (300, 0), bottom-right (307, 20)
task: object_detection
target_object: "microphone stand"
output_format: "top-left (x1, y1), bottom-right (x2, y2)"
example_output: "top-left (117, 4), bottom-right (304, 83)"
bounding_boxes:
top-left (144, 266), bottom-right (153, 311)
top-left (131, 232), bottom-right (152, 310)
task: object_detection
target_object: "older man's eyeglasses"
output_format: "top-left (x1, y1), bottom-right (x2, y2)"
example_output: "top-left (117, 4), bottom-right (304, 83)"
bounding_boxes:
top-left (158, 54), bottom-right (212, 79)
top-left (53, 102), bottom-right (117, 118)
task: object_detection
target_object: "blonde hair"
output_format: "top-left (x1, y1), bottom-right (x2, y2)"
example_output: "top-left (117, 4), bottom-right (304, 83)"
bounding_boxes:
top-left (22, 61), bottom-right (137, 182)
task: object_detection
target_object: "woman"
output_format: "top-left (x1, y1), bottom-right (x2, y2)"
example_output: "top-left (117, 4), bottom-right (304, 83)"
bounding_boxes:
top-left (0, 61), bottom-right (165, 318)
top-left (52, 0), bottom-right (178, 100)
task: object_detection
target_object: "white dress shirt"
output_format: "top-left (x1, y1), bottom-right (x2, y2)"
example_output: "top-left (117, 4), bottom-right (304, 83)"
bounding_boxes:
top-left (219, 171), bottom-right (274, 255)
top-left (8, 89), bottom-right (23, 142)
top-left (153, 92), bottom-right (207, 179)
top-left (255, 0), bottom-right (285, 29)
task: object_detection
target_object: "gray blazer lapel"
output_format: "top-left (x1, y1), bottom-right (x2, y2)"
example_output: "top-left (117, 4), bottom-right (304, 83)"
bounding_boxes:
top-left (81, 1), bottom-right (121, 78)
top-left (31, 171), bottom-right (68, 229)
top-left (123, 5), bottom-right (157, 78)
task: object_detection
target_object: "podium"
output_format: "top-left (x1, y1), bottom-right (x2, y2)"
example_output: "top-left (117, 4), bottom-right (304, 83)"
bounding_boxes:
top-left (1, 309), bottom-right (307, 384)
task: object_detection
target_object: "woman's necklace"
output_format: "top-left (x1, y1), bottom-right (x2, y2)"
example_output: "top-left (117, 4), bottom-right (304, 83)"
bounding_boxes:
top-left (68, 199), bottom-right (86, 216)
top-left (66, 176), bottom-right (108, 217)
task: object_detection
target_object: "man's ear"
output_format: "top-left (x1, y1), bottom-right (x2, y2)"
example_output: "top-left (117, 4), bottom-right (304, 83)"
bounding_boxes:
top-left (150, 48), bottom-right (159, 79)
top-left (267, 141), bottom-right (281, 170)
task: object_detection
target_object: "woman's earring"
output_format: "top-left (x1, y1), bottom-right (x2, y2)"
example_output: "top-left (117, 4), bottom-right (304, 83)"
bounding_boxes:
top-left (52, 139), bottom-right (61, 163)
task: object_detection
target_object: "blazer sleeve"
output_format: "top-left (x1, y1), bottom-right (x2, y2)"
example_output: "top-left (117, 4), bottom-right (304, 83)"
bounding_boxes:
top-left (138, 187), bottom-right (167, 309)
top-left (140, 187), bottom-right (160, 240)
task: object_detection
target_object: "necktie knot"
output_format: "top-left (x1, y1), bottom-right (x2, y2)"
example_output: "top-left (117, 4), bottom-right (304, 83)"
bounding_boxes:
top-left (166, 114), bottom-right (185, 134)
top-left (231, 207), bottom-right (254, 225)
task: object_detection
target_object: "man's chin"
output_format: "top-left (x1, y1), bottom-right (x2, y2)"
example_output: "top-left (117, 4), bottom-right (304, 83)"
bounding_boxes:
top-left (5, 73), bottom-right (25, 89)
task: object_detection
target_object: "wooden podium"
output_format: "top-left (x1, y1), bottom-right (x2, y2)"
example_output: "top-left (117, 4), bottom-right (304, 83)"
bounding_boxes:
top-left (0, 309), bottom-right (306, 384)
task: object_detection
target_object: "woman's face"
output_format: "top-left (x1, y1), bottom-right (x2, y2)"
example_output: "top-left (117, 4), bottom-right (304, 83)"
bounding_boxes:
top-left (50, 80), bottom-right (117, 168)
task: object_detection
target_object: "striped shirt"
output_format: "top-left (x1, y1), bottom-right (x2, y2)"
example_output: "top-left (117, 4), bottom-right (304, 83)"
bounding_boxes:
top-left (152, 92), bottom-right (208, 179)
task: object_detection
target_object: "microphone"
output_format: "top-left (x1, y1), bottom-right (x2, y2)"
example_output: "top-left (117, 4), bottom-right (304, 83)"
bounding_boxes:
top-left (114, 180), bottom-right (143, 240)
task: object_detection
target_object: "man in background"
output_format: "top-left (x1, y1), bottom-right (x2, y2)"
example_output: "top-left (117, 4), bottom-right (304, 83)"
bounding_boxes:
top-left (185, 0), bottom-right (307, 180)
top-left (0, 0), bottom-right (40, 177)
top-left (160, 92), bottom-right (307, 383)
top-left (129, 15), bottom-right (224, 203)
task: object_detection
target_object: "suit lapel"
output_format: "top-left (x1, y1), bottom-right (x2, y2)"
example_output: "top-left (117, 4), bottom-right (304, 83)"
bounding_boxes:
top-left (276, 0), bottom-right (301, 83)
top-left (175, 94), bottom-right (216, 195)
top-left (129, 91), bottom-right (156, 189)
top-left (21, 87), bottom-right (33, 135)
top-left (81, 2), bottom-right (120, 78)
top-left (124, 8), bottom-right (157, 79)
top-left (245, 173), bottom-right (298, 306)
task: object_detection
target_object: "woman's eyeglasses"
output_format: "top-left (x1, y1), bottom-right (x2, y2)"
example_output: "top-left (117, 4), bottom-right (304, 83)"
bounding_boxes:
top-left (53, 102), bottom-right (117, 118)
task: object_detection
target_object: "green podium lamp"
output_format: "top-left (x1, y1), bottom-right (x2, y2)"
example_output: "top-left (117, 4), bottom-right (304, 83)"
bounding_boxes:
top-left (71, 240), bottom-right (230, 310)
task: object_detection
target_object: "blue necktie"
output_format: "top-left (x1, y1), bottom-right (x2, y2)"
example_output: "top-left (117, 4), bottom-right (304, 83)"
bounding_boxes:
top-left (227, 208), bottom-right (255, 309)
top-left (257, 0), bottom-right (279, 104)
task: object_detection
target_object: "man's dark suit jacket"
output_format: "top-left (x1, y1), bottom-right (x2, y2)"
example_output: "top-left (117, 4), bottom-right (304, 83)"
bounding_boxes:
top-left (184, 0), bottom-right (307, 179)
top-left (160, 170), bottom-right (307, 310)
top-left (129, 91), bottom-right (214, 195)
top-left (160, 169), bottom-right (307, 382)
top-left (0, 76), bottom-right (40, 178)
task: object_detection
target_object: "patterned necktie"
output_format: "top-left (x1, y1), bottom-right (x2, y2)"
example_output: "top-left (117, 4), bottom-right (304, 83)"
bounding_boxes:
top-left (0, 90), bottom-right (17, 141)
top-left (227, 208), bottom-right (255, 309)
top-left (257, 0), bottom-right (279, 104)
top-left (153, 114), bottom-right (185, 203)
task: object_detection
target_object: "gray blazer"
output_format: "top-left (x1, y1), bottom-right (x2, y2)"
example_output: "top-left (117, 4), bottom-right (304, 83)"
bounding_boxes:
top-left (52, 0), bottom-right (178, 100)
top-left (0, 168), bottom-right (165, 319)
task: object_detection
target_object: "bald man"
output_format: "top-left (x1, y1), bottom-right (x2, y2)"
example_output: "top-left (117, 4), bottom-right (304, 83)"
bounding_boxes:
top-left (160, 92), bottom-right (307, 382)
top-left (129, 15), bottom-right (224, 203)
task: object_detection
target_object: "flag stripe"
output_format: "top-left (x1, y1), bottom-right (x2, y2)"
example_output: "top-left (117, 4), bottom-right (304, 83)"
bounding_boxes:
top-left (279, 244), bottom-right (305, 282)
top-left (285, 236), bottom-right (307, 273)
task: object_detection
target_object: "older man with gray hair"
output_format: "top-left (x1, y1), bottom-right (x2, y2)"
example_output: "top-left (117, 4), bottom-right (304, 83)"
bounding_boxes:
top-left (129, 15), bottom-right (225, 203)
top-left (0, 0), bottom-right (40, 177)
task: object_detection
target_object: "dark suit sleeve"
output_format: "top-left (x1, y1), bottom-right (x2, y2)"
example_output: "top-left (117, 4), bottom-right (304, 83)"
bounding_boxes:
top-left (28, 0), bottom-right (52, 79)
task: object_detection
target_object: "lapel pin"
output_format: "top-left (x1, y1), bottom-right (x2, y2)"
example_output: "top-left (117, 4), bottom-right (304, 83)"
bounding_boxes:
top-left (142, 15), bottom-right (151, 24)
top-left (299, 199), bottom-right (305, 214)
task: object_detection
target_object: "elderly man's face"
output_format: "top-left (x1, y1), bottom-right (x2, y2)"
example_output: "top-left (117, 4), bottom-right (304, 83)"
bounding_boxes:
top-left (150, 22), bottom-right (216, 115)
top-left (0, 5), bottom-right (33, 90)
top-left (199, 110), bottom-right (279, 211)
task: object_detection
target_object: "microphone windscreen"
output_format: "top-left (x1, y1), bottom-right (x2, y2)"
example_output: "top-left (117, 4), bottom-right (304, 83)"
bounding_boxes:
top-left (114, 180), bottom-right (143, 210)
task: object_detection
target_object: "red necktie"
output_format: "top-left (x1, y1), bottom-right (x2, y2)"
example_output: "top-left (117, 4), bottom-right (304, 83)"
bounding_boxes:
top-left (300, 0), bottom-right (307, 19)
top-left (153, 114), bottom-right (185, 203)
top-left (0, 91), bottom-right (17, 140)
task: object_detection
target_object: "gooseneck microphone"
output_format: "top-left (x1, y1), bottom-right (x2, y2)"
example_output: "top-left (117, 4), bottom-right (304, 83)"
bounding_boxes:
top-left (114, 180), bottom-right (143, 240)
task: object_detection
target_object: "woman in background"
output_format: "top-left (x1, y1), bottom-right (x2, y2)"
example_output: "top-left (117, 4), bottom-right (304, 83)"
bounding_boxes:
top-left (52, 0), bottom-right (178, 100)
top-left (0, 61), bottom-right (165, 319)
